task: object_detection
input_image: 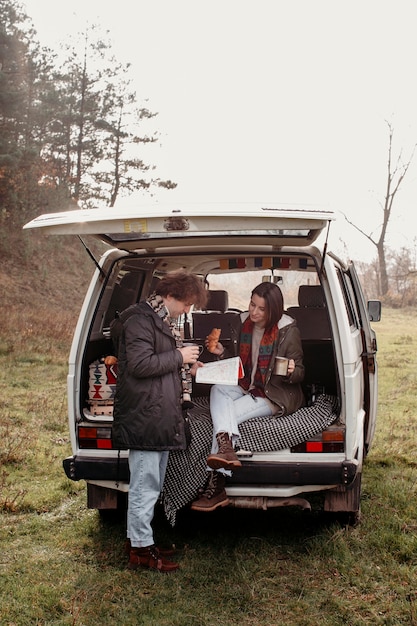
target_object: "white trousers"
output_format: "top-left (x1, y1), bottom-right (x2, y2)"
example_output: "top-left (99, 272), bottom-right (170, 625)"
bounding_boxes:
top-left (209, 384), bottom-right (273, 454)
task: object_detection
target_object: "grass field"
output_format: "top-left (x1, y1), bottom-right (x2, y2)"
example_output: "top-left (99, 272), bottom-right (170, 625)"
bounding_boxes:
top-left (1, 305), bottom-right (417, 625)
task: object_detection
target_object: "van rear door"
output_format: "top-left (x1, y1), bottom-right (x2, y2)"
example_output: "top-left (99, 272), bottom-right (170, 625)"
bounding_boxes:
top-left (23, 204), bottom-right (333, 250)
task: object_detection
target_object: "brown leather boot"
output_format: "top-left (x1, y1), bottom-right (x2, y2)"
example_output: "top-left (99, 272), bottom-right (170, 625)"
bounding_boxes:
top-left (190, 471), bottom-right (230, 512)
top-left (128, 545), bottom-right (179, 572)
top-left (207, 432), bottom-right (242, 470)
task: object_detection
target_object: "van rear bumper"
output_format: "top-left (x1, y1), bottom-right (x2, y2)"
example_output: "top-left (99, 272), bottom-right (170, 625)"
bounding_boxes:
top-left (63, 455), bottom-right (129, 482)
top-left (228, 460), bottom-right (358, 486)
top-left (63, 455), bottom-right (358, 486)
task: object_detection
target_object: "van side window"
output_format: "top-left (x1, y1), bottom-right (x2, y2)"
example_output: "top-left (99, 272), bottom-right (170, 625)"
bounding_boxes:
top-left (336, 269), bottom-right (360, 330)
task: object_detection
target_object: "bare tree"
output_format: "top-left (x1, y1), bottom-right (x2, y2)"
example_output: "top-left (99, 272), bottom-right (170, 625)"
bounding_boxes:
top-left (343, 122), bottom-right (416, 296)
top-left (388, 245), bottom-right (417, 307)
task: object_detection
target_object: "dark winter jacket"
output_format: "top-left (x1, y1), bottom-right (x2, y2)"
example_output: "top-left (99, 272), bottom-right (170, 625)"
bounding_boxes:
top-left (240, 312), bottom-right (305, 417)
top-left (264, 313), bottom-right (305, 416)
top-left (112, 302), bottom-right (188, 451)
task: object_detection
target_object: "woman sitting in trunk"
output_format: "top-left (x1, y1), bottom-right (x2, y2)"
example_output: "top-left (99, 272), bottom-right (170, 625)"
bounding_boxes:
top-left (191, 281), bottom-right (305, 512)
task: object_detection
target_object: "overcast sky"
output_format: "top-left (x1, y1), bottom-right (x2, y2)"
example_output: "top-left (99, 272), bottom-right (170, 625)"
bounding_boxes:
top-left (22, 0), bottom-right (417, 261)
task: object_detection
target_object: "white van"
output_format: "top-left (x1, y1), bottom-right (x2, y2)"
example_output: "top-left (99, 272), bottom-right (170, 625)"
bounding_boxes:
top-left (24, 204), bottom-right (380, 524)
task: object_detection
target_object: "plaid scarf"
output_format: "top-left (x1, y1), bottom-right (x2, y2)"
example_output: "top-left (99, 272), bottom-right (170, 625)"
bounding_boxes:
top-left (146, 293), bottom-right (193, 406)
top-left (239, 317), bottom-right (278, 397)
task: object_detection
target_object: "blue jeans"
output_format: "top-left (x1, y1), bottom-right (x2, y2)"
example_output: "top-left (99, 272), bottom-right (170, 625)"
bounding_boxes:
top-left (127, 449), bottom-right (169, 548)
top-left (209, 384), bottom-right (273, 454)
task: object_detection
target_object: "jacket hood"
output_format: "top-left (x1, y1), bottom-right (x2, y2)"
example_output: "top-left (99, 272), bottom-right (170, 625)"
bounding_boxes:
top-left (241, 311), bottom-right (297, 331)
top-left (279, 313), bottom-right (296, 330)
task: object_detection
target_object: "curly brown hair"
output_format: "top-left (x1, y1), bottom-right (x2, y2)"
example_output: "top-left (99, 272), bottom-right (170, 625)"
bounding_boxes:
top-left (156, 271), bottom-right (207, 309)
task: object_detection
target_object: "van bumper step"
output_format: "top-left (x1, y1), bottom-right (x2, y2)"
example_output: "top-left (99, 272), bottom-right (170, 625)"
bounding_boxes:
top-left (63, 455), bottom-right (358, 487)
top-left (63, 455), bottom-right (129, 482)
top-left (227, 460), bottom-right (358, 486)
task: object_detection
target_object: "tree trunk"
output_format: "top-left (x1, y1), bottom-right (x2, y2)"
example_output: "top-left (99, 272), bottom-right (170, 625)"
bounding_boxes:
top-left (377, 241), bottom-right (389, 296)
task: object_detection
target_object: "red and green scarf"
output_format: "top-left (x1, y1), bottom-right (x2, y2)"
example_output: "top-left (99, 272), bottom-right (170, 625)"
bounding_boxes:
top-left (239, 317), bottom-right (278, 397)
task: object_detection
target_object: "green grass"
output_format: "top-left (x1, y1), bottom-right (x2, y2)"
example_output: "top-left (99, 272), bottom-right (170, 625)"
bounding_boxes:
top-left (1, 306), bottom-right (417, 625)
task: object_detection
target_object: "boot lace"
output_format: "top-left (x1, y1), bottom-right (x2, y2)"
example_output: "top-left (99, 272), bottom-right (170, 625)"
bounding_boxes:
top-left (200, 472), bottom-right (219, 500)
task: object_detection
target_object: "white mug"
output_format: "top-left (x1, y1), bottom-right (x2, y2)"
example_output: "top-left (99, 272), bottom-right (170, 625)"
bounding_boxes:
top-left (183, 342), bottom-right (204, 356)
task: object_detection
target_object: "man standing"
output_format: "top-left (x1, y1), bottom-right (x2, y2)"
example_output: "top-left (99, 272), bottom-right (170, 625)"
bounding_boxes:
top-left (112, 271), bottom-right (207, 572)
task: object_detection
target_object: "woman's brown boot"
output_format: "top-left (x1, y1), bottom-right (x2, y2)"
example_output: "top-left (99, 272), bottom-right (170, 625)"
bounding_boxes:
top-left (207, 432), bottom-right (242, 470)
top-left (190, 471), bottom-right (230, 512)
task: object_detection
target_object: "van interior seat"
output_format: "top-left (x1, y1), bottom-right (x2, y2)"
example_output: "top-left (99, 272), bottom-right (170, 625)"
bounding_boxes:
top-left (104, 272), bottom-right (139, 328)
top-left (287, 285), bottom-right (332, 341)
top-left (287, 285), bottom-right (336, 397)
top-left (205, 289), bottom-right (229, 312)
top-left (191, 290), bottom-right (241, 362)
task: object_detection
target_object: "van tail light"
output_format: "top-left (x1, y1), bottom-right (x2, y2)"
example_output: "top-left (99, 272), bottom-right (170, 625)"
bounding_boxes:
top-left (78, 425), bottom-right (113, 449)
top-left (291, 428), bottom-right (344, 453)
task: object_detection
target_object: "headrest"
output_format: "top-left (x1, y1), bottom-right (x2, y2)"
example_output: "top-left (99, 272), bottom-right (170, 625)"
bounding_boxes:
top-left (298, 285), bottom-right (326, 308)
top-left (205, 290), bottom-right (229, 312)
top-left (118, 272), bottom-right (138, 290)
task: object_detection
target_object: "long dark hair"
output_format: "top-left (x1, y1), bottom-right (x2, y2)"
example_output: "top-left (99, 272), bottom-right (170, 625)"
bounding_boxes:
top-left (251, 282), bottom-right (284, 332)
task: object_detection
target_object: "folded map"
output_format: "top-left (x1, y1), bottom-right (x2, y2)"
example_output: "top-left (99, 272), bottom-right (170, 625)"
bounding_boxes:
top-left (195, 356), bottom-right (244, 386)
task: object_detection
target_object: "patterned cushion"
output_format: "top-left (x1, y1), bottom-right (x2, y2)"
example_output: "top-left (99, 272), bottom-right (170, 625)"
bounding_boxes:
top-left (88, 359), bottom-right (118, 402)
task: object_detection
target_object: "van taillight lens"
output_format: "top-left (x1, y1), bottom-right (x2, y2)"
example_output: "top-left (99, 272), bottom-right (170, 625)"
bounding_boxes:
top-left (78, 426), bottom-right (113, 449)
top-left (306, 442), bottom-right (323, 452)
top-left (291, 428), bottom-right (344, 453)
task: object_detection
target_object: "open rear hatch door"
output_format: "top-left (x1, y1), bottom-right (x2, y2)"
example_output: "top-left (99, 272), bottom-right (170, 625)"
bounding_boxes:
top-left (23, 204), bottom-right (334, 251)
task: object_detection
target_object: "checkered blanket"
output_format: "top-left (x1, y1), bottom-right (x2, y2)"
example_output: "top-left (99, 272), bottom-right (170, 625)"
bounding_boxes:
top-left (162, 394), bottom-right (339, 525)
